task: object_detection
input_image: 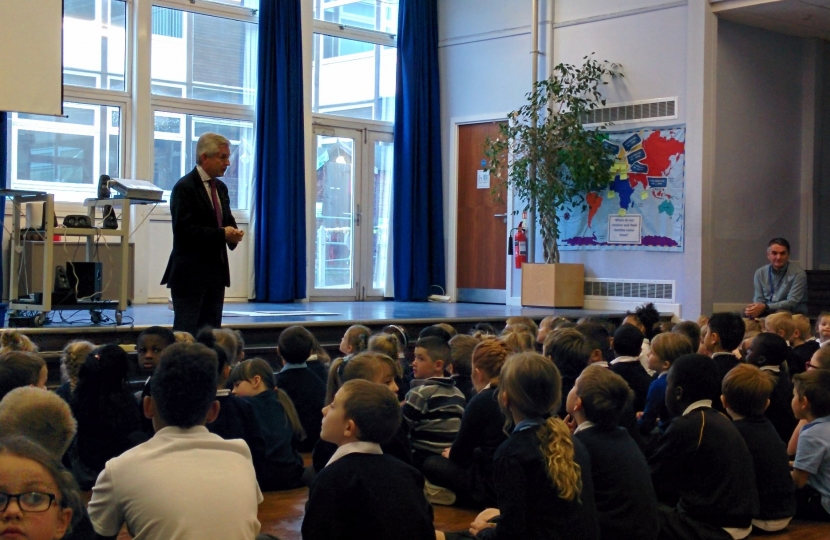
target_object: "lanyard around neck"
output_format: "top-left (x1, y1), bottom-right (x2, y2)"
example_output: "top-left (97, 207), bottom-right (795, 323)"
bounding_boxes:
top-left (768, 264), bottom-right (787, 298)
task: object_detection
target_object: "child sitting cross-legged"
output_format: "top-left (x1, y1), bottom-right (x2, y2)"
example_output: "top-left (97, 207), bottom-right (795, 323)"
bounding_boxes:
top-left (649, 354), bottom-right (759, 540)
top-left (403, 336), bottom-right (466, 468)
top-left (721, 364), bottom-right (796, 532)
top-left (791, 369), bottom-right (830, 521)
top-left (440, 352), bottom-right (599, 540)
top-left (567, 365), bottom-right (659, 540)
top-left (302, 379), bottom-right (435, 540)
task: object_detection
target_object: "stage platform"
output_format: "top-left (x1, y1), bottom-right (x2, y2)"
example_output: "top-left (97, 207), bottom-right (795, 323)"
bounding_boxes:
top-left (15, 300), bottom-right (632, 386)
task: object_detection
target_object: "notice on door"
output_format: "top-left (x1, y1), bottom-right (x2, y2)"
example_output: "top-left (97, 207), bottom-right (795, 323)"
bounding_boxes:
top-left (608, 215), bottom-right (642, 244)
top-left (476, 170), bottom-right (490, 189)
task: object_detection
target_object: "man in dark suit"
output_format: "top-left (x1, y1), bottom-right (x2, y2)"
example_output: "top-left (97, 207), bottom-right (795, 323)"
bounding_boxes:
top-left (161, 133), bottom-right (244, 335)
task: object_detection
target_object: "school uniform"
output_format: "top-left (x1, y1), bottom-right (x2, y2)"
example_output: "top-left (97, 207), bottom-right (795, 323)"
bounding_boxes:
top-left (732, 415), bottom-right (796, 530)
top-left (649, 401), bottom-right (759, 540)
top-left (793, 415), bottom-right (830, 520)
top-left (759, 365), bottom-right (798, 444)
top-left (639, 372), bottom-right (673, 436)
top-left (302, 443), bottom-right (435, 540)
top-left (243, 390), bottom-right (304, 490)
top-left (451, 373), bottom-right (476, 405)
top-left (274, 363), bottom-right (326, 452)
top-left (421, 385), bottom-right (507, 507)
top-left (791, 341), bottom-right (819, 376)
top-left (305, 354), bottom-right (329, 382)
top-left (575, 422), bottom-right (659, 540)
top-left (207, 389), bottom-right (269, 486)
top-left (311, 421), bottom-right (412, 472)
top-left (477, 419), bottom-right (599, 540)
top-left (711, 353), bottom-right (740, 414)
top-left (610, 356), bottom-right (653, 412)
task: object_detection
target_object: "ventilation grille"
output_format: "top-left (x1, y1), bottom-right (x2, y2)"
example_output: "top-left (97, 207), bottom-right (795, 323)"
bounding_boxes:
top-left (584, 278), bottom-right (675, 302)
top-left (581, 98), bottom-right (677, 126)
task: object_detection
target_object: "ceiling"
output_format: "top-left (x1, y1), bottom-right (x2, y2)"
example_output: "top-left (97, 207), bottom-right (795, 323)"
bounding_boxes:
top-left (712, 0), bottom-right (830, 40)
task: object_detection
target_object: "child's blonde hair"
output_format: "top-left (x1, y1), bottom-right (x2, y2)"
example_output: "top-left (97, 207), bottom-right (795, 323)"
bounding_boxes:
top-left (505, 316), bottom-right (539, 336)
top-left (500, 352), bottom-right (582, 502)
top-left (743, 318), bottom-right (762, 338)
top-left (650, 332), bottom-right (693, 366)
top-left (0, 330), bottom-right (37, 353)
top-left (60, 340), bottom-right (95, 391)
top-left (212, 328), bottom-right (242, 365)
top-left (793, 314), bottom-right (812, 342)
top-left (501, 327), bottom-right (535, 353)
top-left (369, 333), bottom-right (401, 360)
top-left (765, 312), bottom-right (795, 341)
top-left (173, 331), bottom-right (195, 344)
top-left (343, 351), bottom-right (401, 383)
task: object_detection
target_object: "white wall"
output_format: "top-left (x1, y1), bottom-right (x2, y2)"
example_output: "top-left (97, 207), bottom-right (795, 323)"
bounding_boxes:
top-left (439, 1), bottom-right (704, 316)
top-left (713, 20), bottom-right (808, 305)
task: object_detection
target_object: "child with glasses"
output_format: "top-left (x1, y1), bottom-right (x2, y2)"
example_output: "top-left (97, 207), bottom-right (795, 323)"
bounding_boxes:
top-left (0, 435), bottom-right (82, 540)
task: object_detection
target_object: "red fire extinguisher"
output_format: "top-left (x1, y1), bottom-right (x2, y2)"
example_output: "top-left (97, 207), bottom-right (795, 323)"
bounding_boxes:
top-left (513, 221), bottom-right (527, 268)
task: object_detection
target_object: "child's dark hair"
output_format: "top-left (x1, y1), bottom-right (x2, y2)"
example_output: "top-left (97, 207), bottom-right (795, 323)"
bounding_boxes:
top-left (415, 335), bottom-right (451, 365)
top-left (707, 312), bottom-right (745, 351)
top-left (278, 326), bottom-right (316, 364)
top-left (500, 352), bottom-right (582, 501)
top-left (339, 379), bottom-right (401, 444)
top-left (650, 332), bottom-right (693, 366)
top-left (448, 334), bottom-right (478, 377)
top-left (793, 369), bottom-right (830, 418)
top-left (137, 325), bottom-right (176, 347)
top-left (471, 322), bottom-right (497, 336)
top-left (672, 321), bottom-right (701, 350)
top-left (746, 333), bottom-right (789, 367)
top-left (576, 365), bottom-right (632, 428)
top-left (434, 323), bottom-right (458, 338)
top-left (0, 435), bottom-right (84, 532)
top-left (543, 329), bottom-right (591, 379)
top-left (381, 324), bottom-right (409, 352)
top-left (574, 323), bottom-right (610, 359)
top-left (669, 354), bottom-right (720, 405)
top-left (0, 351), bottom-right (46, 401)
top-left (0, 329), bottom-right (38, 352)
top-left (419, 325), bottom-right (452, 343)
top-left (612, 324), bottom-right (644, 357)
top-left (151, 343), bottom-right (218, 428)
top-left (230, 358), bottom-right (307, 441)
top-left (722, 364), bottom-right (775, 417)
top-left (196, 328), bottom-right (229, 377)
top-left (627, 303), bottom-right (660, 340)
top-left (344, 324), bottom-right (371, 353)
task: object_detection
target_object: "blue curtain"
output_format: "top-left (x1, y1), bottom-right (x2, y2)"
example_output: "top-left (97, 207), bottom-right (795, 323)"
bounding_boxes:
top-left (393, 0), bottom-right (445, 301)
top-left (253, 0), bottom-right (306, 302)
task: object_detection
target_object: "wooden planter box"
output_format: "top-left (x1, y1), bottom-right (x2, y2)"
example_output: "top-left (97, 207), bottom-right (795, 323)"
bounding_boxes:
top-left (520, 263), bottom-right (585, 308)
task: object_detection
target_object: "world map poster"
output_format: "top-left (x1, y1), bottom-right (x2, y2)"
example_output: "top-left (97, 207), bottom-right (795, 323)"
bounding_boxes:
top-left (559, 126), bottom-right (685, 252)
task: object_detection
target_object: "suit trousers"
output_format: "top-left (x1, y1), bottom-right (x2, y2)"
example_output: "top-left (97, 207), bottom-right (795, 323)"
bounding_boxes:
top-left (172, 284), bottom-right (225, 336)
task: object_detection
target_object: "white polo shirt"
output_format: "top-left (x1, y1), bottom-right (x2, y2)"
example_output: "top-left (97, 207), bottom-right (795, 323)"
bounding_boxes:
top-left (88, 425), bottom-right (263, 540)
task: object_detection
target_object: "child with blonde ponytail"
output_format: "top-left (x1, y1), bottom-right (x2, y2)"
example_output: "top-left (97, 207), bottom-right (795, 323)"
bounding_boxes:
top-left (462, 351), bottom-right (598, 540)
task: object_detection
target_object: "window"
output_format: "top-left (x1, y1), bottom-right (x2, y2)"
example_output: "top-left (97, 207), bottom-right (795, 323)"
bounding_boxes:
top-left (314, 0), bottom-right (398, 34)
top-left (153, 112), bottom-right (253, 209)
top-left (151, 3), bottom-right (257, 210)
top-left (8, 0), bottom-right (128, 200)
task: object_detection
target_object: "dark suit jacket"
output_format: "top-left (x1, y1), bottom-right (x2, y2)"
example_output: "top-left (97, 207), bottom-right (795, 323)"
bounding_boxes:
top-left (161, 167), bottom-right (237, 294)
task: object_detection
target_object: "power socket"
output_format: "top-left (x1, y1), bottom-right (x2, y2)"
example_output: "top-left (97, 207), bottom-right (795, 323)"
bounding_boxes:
top-left (428, 294), bottom-right (451, 303)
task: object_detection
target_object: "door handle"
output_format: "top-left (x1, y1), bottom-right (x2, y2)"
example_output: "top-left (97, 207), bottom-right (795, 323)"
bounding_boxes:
top-left (493, 213), bottom-right (507, 223)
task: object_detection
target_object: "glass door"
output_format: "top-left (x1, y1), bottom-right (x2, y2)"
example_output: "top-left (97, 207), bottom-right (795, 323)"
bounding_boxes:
top-left (311, 125), bottom-right (394, 299)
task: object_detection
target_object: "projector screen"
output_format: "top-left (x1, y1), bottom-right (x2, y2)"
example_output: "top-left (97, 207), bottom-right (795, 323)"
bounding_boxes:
top-left (0, 0), bottom-right (63, 116)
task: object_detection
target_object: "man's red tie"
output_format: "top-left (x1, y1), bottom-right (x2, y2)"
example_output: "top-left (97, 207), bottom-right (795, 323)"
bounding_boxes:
top-left (208, 178), bottom-right (223, 227)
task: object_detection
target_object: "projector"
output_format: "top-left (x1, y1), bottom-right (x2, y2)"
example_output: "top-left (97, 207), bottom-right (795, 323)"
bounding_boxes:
top-left (109, 179), bottom-right (164, 201)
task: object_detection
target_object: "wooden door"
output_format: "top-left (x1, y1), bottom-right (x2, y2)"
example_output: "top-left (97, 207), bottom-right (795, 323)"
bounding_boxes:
top-left (456, 122), bottom-right (507, 303)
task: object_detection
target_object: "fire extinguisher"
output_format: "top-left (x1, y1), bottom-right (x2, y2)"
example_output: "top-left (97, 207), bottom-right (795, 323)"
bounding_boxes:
top-left (513, 222), bottom-right (527, 268)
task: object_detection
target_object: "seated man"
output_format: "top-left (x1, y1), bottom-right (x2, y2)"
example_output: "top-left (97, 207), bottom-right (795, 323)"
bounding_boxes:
top-left (746, 237), bottom-right (807, 317)
top-left (88, 342), bottom-right (263, 539)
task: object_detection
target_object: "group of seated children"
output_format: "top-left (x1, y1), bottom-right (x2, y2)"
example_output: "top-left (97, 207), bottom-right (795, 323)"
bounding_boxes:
top-left (4, 307), bottom-right (830, 540)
